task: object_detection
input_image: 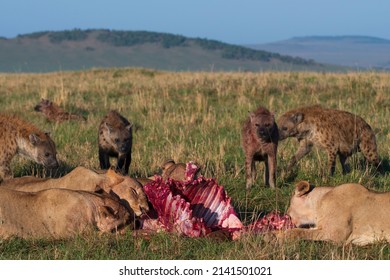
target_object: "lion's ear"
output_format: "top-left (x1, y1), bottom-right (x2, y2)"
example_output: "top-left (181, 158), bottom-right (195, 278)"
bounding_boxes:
top-left (161, 159), bottom-right (175, 170)
top-left (94, 185), bottom-right (104, 194)
top-left (295, 181), bottom-right (312, 196)
top-left (106, 167), bottom-right (124, 185)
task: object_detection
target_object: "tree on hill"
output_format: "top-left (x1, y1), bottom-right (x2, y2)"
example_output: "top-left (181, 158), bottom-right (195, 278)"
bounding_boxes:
top-left (96, 30), bottom-right (187, 48)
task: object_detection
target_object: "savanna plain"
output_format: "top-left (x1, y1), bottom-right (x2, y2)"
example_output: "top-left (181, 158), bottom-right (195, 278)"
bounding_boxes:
top-left (0, 68), bottom-right (389, 260)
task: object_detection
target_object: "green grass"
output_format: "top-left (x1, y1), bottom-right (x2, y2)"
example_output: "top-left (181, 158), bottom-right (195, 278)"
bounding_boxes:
top-left (0, 68), bottom-right (389, 259)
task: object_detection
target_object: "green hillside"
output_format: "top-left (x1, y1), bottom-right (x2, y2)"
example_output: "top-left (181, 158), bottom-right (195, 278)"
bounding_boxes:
top-left (0, 29), bottom-right (338, 72)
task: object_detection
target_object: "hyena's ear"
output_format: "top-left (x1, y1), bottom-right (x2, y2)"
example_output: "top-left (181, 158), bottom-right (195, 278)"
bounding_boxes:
top-left (29, 133), bottom-right (41, 145)
top-left (126, 123), bottom-right (133, 131)
top-left (295, 181), bottom-right (313, 197)
top-left (248, 112), bottom-right (255, 122)
top-left (291, 112), bottom-right (304, 124)
top-left (104, 122), bottom-right (114, 133)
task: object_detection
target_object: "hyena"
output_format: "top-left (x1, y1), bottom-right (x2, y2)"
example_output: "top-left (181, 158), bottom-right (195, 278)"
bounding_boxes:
top-left (277, 105), bottom-right (380, 175)
top-left (0, 114), bottom-right (58, 181)
top-left (98, 110), bottom-right (133, 175)
top-left (241, 106), bottom-right (278, 189)
top-left (34, 99), bottom-right (86, 122)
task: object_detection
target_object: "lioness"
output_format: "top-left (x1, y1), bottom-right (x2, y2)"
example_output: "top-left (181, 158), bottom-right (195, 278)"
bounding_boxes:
top-left (277, 181), bottom-right (390, 245)
top-left (160, 159), bottom-right (187, 181)
top-left (1, 166), bottom-right (149, 217)
top-left (160, 159), bottom-right (201, 182)
top-left (0, 188), bottom-right (130, 239)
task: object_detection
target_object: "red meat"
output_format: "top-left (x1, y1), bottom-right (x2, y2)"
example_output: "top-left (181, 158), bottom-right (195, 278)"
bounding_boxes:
top-left (140, 162), bottom-right (294, 239)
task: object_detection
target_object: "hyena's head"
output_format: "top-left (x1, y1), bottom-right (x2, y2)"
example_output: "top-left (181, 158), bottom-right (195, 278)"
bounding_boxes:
top-left (249, 110), bottom-right (277, 141)
top-left (277, 112), bottom-right (304, 140)
top-left (34, 99), bottom-right (54, 114)
top-left (26, 133), bottom-right (59, 169)
top-left (103, 114), bottom-right (133, 154)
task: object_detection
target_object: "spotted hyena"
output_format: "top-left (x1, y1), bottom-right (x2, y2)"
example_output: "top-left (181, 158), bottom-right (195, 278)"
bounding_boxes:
top-left (277, 105), bottom-right (380, 175)
top-left (241, 106), bottom-right (278, 189)
top-left (98, 110), bottom-right (133, 175)
top-left (0, 114), bottom-right (59, 181)
top-left (34, 99), bottom-right (86, 122)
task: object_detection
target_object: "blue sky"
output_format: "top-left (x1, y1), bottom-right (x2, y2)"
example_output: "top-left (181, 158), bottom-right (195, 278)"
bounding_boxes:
top-left (1, 0), bottom-right (389, 44)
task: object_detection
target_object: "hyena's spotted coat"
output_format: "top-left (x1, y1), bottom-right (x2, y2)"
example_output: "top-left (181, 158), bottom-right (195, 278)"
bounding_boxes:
top-left (0, 114), bottom-right (58, 181)
top-left (277, 105), bottom-right (380, 175)
top-left (98, 110), bottom-right (133, 175)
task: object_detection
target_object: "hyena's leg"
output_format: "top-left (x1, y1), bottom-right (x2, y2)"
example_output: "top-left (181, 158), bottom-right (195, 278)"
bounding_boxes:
top-left (117, 152), bottom-right (131, 175)
top-left (245, 155), bottom-right (255, 189)
top-left (263, 159), bottom-right (269, 187)
top-left (327, 148), bottom-right (338, 176)
top-left (266, 153), bottom-right (277, 188)
top-left (123, 151), bottom-right (132, 175)
top-left (99, 149), bottom-right (111, 170)
top-left (338, 154), bottom-right (350, 174)
top-left (287, 140), bottom-right (313, 172)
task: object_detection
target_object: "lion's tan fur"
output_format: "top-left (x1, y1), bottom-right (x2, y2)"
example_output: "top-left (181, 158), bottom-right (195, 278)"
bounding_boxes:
top-left (1, 166), bottom-right (149, 217)
top-left (160, 159), bottom-right (187, 181)
top-left (160, 159), bottom-right (202, 182)
top-left (278, 181), bottom-right (390, 245)
top-left (0, 188), bottom-right (130, 239)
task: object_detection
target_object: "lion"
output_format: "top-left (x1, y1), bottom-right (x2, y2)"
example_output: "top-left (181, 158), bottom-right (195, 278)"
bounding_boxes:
top-left (160, 159), bottom-right (201, 181)
top-left (276, 181), bottom-right (390, 245)
top-left (1, 166), bottom-right (149, 217)
top-left (160, 159), bottom-right (187, 181)
top-left (0, 187), bottom-right (130, 239)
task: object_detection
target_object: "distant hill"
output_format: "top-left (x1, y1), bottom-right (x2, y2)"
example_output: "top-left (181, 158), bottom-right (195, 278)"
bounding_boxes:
top-left (0, 29), bottom-right (338, 72)
top-left (248, 36), bottom-right (390, 70)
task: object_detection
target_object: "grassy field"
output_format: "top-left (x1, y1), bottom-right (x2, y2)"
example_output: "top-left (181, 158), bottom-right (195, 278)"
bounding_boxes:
top-left (0, 68), bottom-right (389, 260)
